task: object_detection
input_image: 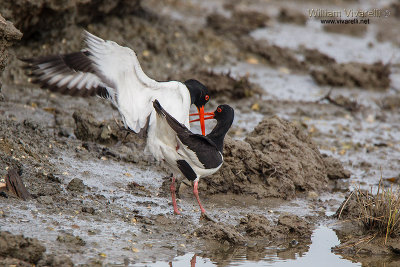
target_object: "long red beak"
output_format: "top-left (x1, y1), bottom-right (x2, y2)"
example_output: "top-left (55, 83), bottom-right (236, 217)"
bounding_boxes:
top-left (189, 115), bottom-right (214, 123)
top-left (190, 112), bottom-right (214, 116)
top-left (199, 106), bottom-right (206, 135)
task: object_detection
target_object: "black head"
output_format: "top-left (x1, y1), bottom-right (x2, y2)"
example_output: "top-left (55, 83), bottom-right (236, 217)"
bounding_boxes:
top-left (213, 104), bottom-right (234, 125)
top-left (184, 79), bottom-right (210, 109)
top-left (206, 104), bottom-right (234, 152)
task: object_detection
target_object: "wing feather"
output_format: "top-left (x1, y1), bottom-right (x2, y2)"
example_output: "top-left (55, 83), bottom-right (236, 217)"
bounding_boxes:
top-left (22, 52), bottom-right (114, 99)
top-left (153, 100), bottom-right (221, 169)
top-left (23, 31), bottom-right (191, 136)
top-left (83, 31), bottom-right (189, 133)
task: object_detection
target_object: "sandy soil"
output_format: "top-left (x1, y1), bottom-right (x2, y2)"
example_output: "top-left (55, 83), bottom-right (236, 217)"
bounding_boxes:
top-left (1, 0), bottom-right (400, 266)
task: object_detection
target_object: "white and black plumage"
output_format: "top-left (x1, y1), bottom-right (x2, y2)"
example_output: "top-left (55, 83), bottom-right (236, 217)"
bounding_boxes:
top-left (22, 31), bottom-right (211, 162)
top-left (153, 100), bottom-right (234, 215)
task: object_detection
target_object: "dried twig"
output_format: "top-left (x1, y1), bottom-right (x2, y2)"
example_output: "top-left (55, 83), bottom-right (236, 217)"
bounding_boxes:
top-left (317, 88), bottom-right (359, 112)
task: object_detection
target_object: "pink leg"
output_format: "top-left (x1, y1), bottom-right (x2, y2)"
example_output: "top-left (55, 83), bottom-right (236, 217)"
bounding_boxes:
top-left (190, 254), bottom-right (197, 267)
top-left (170, 176), bottom-right (180, 215)
top-left (193, 180), bottom-right (206, 214)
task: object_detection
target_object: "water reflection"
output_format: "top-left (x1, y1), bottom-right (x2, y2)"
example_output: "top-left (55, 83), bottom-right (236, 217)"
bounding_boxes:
top-left (141, 226), bottom-right (361, 267)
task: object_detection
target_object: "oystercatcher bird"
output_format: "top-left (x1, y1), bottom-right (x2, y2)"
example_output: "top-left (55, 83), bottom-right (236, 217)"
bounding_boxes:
top-left (153, 100), bottom-right (234, 215)
top-left (22, 31), bottom-right (210, 146)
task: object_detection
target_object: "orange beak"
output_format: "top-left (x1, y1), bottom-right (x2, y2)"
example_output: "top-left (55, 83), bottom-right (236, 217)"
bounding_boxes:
top-left (189, 108), bottom-right (215, 136)
top-left (199, 106), bottom-right (206, 136)
top-left (190, 112), bottom-right (214, 116)
top-left (189, 106), bottom-right (211, 135)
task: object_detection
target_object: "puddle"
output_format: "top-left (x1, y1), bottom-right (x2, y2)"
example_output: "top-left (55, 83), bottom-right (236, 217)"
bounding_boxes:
top-left (137, 226), bottom-right (360, 267)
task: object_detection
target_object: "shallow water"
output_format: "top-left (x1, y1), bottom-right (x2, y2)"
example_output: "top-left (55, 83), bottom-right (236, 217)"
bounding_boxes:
top-left (137, 226), bottom-right (360, 267)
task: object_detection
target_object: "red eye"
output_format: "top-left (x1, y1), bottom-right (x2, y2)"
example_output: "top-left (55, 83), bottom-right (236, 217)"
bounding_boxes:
top-left (217, 107), bottom-right (222, 113)
top-left (205, 95), bottom-right (209, 101)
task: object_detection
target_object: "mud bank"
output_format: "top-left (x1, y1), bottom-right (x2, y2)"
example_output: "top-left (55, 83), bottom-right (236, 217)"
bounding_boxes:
top-left (175, 69), bottom-right (263, 100)
top-left (196, 213), bottom-right (313, 246)
top-left (206, 10), bottom-right (270, 39)
top-left (0, 14), bottom-right (22, 84)
top-left (311, 61), bottom-right (391, 90)
top-left (0, 0), bottom-right (142, 40)
top-left (201, 116), bottom-right (350, 199)
top-left (0, 231), bottom-right (73, 266)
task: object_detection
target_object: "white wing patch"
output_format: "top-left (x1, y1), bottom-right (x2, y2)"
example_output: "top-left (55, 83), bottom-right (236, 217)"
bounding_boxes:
top-left (83, 31), bottom-right (188, 133)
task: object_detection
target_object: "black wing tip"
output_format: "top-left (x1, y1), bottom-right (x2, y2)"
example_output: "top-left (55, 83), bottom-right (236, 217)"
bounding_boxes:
top-left (19, 57), bottom-right (33, 63)
top-left (153, 99), bottom-right (164, 116)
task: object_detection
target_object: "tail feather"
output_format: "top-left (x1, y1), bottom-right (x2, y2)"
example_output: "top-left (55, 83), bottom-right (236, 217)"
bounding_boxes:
top-left (152, 100), bottom-right (188, 135)
top-left (153, 99), bottom-right (165, 117)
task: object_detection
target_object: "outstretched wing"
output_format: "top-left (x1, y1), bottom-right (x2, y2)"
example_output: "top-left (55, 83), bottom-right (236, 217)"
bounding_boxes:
top-left (23, 31), bottom-right (190, 134)
top-left (153, 100), bottom-right (222, 169)
top-left (22, 51), bottom-right (112, 99)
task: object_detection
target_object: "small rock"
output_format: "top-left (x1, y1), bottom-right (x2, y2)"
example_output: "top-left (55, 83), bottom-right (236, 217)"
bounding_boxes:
top-left (38, 253), bottom-right (74, 267)
top-left (194, 221), bottom-right (246, 245)
top-left (67, 178), bottom-right (85, 193)
top-left (0, 231), bottom-right (46, 264)
top-left (277, 214), bottom-right (312, 237)
top-left (82, 206), bottom-right (95, 214)
top-left (278, 8), bottom-right (307, 25)
top-left (37, 195), bottom-right (53, 205)
top-left (57, 233), bottom-right (86, 246)
top-left (323, 155), bottom-right (351, 180)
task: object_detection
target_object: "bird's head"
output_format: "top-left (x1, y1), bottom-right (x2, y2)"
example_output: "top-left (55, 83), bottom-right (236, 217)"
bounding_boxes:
top-left (185, 79), bottom-right (210, 135)
top-left (211, 105), bottom-right (234, 124)
top-left (189, 104), bottom-right (234, 131)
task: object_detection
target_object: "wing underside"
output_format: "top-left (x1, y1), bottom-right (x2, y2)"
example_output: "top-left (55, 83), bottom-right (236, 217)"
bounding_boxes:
top-left (23, 31), bottom-right (189, 134)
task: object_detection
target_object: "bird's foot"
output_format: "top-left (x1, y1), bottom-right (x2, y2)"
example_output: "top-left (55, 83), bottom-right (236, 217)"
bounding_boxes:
top-left (174, 209), bottom-right (181, 215)
top-left (199, 212), bottom-right (215, 222)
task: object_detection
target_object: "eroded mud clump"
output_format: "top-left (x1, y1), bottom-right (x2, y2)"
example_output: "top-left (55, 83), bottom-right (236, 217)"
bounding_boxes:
top-left (177, 70), bottom-right (263, 99)
top-left (389, 2), bottom-right (400, 18)
top-left (311, 61), bottom-right (391, 90)
top-left (277, 214), bottom-right (312, 237)
top-left (380, 95), bottom-right (400, 110)
top-left (67, 178), bottom-right (86, 193)
top-left (202, 116), bottom-right (349, 199)
top-left (0, 14), bottom-right (22, 83)
top-left (206, 10), bottom-right (269, 38)
top-left (72, 110), bottom-right (145, 146)
top-left (240, 38), bottom-right (306, 70)
top-left (322, 155), bottom-right (351, 180)
top-left (0, 0), bottom-right (142, 39)
top-left (323, 20), bottom-right (367, 37)
top-left (238, 213), bottom-right (312, 240)
top-left (196, 213), bottom-right (313, 246)
top-left (0, 231), bottom-right (46, 264)
top-left (238, 214), bottom-right (273, 237)
top-left (194, 221), bottom-right (246, 245)
top-left (0, 119), bottom-right (61, 198)
top-left (278, 8), bottom-right (307, 25)
top-left (246, 117), bottom-right (328, 194)
top-left (301, 48), bottom-right (336, 66)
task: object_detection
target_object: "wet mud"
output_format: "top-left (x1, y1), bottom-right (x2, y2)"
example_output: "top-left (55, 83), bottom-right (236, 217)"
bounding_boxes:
top-left (201, 116), bottom-right (351, 199)
top-left (277, 8), bottom-right (307, 25)
top-left (323, 20), bottom-right (368, 37)
top-left (311, 61), bottom-right (391, 90)
top-left (1, 0), bottom-right (399, 266)
top-left (175, 69), bottom-right (263, 100)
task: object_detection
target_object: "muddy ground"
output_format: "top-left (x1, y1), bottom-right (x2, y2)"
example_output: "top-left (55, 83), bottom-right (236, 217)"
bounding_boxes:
top-left (1, 0), bottom-right (400, 266)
